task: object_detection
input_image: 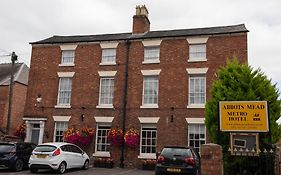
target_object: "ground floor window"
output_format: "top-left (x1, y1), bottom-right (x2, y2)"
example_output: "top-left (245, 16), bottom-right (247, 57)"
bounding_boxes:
top-left (188, 124), bottom-right (206, 152)
top-left (54, 121), bottom-right (68, 142)
top-left (140, 124), bottom-right (157, 154)
top-left (95, 124), bottom-right (111, 153)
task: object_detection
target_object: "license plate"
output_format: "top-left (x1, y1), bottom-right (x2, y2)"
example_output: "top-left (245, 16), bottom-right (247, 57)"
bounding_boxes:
top-left (37, 154), bottom-right (47, 158)
top-left (167, 168), bottom-right (181, 173)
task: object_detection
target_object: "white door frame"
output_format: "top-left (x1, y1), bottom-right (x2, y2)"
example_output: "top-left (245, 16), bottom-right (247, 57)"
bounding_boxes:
top-left (23, 117), bottom-right (47, 144)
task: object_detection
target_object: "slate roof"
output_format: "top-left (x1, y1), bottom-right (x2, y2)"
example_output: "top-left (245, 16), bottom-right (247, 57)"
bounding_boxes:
top-left (0, 63), bottom-right (29, 85)
top-left (31, 24), bottom-right (248, 45)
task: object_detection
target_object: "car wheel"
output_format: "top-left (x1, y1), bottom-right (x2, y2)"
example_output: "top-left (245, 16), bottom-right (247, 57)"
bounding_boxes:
top-left (57, 162), bottom-right (67, 174)
top-left (13, 159), bottom-right (24, 171)
top-left (30, 168), bottom-right (38, 173)
top-left (82, 160), bottom-right (89, 170)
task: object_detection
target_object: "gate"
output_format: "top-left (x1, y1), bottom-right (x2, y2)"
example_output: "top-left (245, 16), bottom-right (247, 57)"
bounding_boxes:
top-left (225, 147), bottom-right (280, 175)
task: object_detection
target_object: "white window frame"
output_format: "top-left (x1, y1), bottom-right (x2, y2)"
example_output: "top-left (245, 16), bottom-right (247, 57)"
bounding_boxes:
top-left (140, 70), bottom-right (161, 109)
top-left (53, 121), bottom-right (68, 142)
top-left (52, 116), bottom-right (71, 142)
top-left (143, 46), bottom-right (160, 64)
top-left (93, 117), bottom-right (114, 157)
top-left (139, 124), bottom-right (157, 159)
top-left (142, 40), bottom-right (162, 64)
top-left (101, 48), bottom-right (116, 65)
top-left (186, 117), bottom-right (206, 153)
top-left (96, 71), bottom-right (117, 109)
top-left (59, 45), bottom-right (77, 66)
top-left (98, 77), bottom-right (114, 106)
top-left (94, 124), bottom-right (111, 157)
top-left (100, 42), bottom-right (118, 65)
top-left (55, 72), bottom-right (75, 108)
top-left (186, 68), bottom-right (208, 108)
top-left (187, 37), bottom-right (208, 62)
top-left (189, 44), bottom-right (206, 61)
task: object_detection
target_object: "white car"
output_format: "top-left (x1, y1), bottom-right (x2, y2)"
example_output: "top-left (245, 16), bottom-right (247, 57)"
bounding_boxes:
top-left (28, 142), bottom-right (90, 174)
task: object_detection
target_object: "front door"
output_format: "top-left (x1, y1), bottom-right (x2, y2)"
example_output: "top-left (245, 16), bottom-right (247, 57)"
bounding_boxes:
top-left (30, 124), bottom-right (40, 144)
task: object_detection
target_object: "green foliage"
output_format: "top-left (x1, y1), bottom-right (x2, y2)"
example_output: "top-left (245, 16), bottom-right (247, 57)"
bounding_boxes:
top-left (205, 58), bottom-right (281, 174)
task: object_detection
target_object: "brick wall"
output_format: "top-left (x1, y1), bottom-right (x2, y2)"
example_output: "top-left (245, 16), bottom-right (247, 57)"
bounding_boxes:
top-left (25, 33), bottom-right (247, 167)
top-left (200, 143), bottom-right (223, 175)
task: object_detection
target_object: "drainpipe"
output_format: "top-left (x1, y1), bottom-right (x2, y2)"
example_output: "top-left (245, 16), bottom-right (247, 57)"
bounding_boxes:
top-left (120, 40), bottom-right (131, 168)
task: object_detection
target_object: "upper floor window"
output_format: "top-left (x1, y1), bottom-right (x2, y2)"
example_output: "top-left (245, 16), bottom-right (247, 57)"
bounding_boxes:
top-left (187, 37), bottom-right (208, 62)
top-left (56, 72), bottom-right (75, 108)
top-left (61, 50), bottom-right (75, 64)
top-left (189, 75), bottom-right (206, 105)
top-left (97, 71), bottom-right (117, 108)
top-left (60, 45), bottom-right (77, 66)
top-left (143, 76), bottom-right (158, 106)
top-left (102, 48), bottom-right (116, 64)
top-left (189, 44), bottom-right (206, 60)
top-left (144, 46), bottom-right (160, 62)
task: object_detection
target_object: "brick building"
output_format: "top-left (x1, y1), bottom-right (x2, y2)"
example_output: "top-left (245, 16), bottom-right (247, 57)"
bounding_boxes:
top-left (24, 5), bottom-right (248, 167)
top-left (0, 63), bottom-right (29, 135)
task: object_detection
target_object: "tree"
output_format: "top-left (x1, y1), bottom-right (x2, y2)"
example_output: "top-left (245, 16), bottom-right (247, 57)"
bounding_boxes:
top-left (205, 59), bottom-right (281, 174)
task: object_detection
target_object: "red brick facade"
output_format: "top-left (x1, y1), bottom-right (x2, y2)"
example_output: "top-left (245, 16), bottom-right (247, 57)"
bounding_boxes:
top-left (24, 6), bottom-right (248, 168)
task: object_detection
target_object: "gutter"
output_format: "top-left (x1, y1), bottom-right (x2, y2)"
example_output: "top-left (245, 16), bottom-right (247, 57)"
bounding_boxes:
top-left (120, 40), bottom-right (131, 168)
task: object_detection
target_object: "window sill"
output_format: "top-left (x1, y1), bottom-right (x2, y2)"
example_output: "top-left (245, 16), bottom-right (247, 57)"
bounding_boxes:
top-left (188, 59), bottom-right (207, 62)
top-left (99, 62), bottom-right (116, 66)
top-left (187, 104), bottom-right (205, 109)
top-left (142, 60), bottom-right (160, 64)
top-left (138, 154), bottom-right (156, 159)
top-left (92, 152), bottom-right (110, 157)
top-left (140, 104), bottom-right (159, 109)
top-left (96, 105), bottom-right (114, 109)
top-left (54, 105), bottom-right (71, 109)
top-left (59, 63), bottom-right (75, 67)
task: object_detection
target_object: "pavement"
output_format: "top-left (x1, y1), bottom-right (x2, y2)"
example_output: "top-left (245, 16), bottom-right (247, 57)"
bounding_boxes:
top-left (0, 167), bottom-right (155, 175)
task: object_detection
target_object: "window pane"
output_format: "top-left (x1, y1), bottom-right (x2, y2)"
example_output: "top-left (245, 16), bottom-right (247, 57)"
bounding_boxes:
top-left (189, 75), bottom-right (205, 105)
top-left (96, 125), bottom-right (111, 152)
top-left (140, 126), bottom-right (157, 154)
top-left (99, 78), bottom-right (114, 105)
top-left (62, 50), bottom-right (75, 64)
top-left (144, 47), bottom-right (160, 61)
top-left (102, 48), bottom-right (116, 63)
top-left (58, 77), bottom-right (72, 105)
top-left (143, 76), bottom-right (158, 105)
top-left (54, 122), bottom-right (68, 142)
top-left (189, 44), bottom-right (206, 60)
top-left (188, 124), bottom-right (206, 153)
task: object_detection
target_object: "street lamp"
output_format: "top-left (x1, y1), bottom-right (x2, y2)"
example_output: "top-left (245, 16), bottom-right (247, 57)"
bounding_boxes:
top-left (6, 52), bottom-right (18, 135)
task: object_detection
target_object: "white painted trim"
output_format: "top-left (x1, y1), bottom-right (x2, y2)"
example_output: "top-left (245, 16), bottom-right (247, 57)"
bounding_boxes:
top-left (99, 62), bottom-right (116, 66)
top-left (59, 63), bottom-right (75, 67)
top-left (54, 105), bottom-right (71, 109)
top-left (186, 37), bottom-right (208, 44)
top-left (142, 60), bottom-right (160, 64)
top-left (186, 68), bottom-right (208, 74)
top-left (60, 45), bottom-right (77, 50)
top-left (140, 104), bottom-right (159, 109)
top-left (188, 59), bottom-right (207, 63)
top-left (141, 69), bottom-right (161, 76)
top-left (94, 117), bottom-right (114, 123)
top-left (23, 118), bottom-right (47, 121)
top-left (100, 42), bottom-right (119, 49)
top-left (185, 118), bottom-right (205, 124)
top-left (187, 104), bottom-right (205, 109)
top-left (142, 39), bottom-right (162, 46)
top-left (92, 152), bottom-right (111, 157)
top-left (96, 105), bottom-right (114, 109)
top-left (53, 116), bottom-right (71, 122)
top-left (98, 71), bottom-right (117, 77)
top-left (138, 117), bottom-right (160, 124)
top-left (138, 153), bottom-right (156, 159)
top-left (57, 72), bottom-right (75, 77)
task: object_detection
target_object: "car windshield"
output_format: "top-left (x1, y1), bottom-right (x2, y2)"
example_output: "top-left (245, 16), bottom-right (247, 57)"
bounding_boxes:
top-left (162, 147), bottom-right (192, 157)
top-left (0, 144), bottom-right (15, 153)
top-left (34, 145), bottom-right (57, 152)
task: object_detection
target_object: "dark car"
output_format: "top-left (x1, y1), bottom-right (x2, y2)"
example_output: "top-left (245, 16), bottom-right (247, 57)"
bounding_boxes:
top-left (155, 146), bottom-right (200, 175)
top-left (0, 142), bottom-right (36, 171)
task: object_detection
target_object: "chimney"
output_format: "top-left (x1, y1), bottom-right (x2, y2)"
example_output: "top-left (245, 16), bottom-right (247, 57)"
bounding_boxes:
top-left (132, 5), bottom-right (150, 34)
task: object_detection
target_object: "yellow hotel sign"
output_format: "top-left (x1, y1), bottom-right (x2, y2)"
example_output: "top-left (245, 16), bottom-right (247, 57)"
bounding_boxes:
top-left (219, 101), bottom-right (269, 132)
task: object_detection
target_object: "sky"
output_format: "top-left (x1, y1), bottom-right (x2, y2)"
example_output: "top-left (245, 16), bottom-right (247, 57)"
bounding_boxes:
top-left (0, 0), bottom-right (280, 92)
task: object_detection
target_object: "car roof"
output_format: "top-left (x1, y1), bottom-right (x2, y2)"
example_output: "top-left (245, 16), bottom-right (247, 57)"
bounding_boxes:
top-left (37, 142), bottom-right (74, 147)
top-left (163, 146), bottom-right (193, 149)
